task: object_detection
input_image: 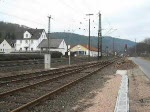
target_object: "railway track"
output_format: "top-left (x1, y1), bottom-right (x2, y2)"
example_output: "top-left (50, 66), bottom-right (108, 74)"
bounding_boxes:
top-left (0, 58), bottom-right (70, 73)
top-left (0, 59), bottom-right (58, 67)
top-left (0, 59), bottom-right (116, 112)
top-left (0, 57), bottom-right (98, 68)
top-left (0, 57), bottom-right (98, 73)
top-left (0, 61), bottom-right (100, 93)
top-left (0, 59), bottom-right (100, 82)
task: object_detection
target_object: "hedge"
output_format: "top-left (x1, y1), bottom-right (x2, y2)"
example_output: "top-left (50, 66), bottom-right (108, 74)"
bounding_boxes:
top-left (0, 51), bottom-right (62, 61)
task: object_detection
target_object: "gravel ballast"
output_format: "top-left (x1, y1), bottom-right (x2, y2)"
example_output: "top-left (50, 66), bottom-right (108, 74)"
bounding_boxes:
top-left (29, 63), bottom-right (120, 112)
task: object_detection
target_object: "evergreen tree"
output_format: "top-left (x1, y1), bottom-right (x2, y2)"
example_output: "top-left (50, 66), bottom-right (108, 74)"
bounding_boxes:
top-left (11, 33), bottom-right (16, 40)
top-left (0, 32), bottom-right (2, 38)
top-left (5, 32), bottom-right (11, 39)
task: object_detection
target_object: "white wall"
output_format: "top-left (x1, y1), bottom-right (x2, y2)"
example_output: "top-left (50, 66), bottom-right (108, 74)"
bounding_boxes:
top-left (16, 39), bottom-right (39, 51)
top-left (86, 50), bottom-right (100, 57)
top-left (0, 40), bottom-right (14, 53)
top-left (58, 39), bottom-right (67, 55)
top-left (15, 30), bottom-right (47, 51)
top-left (39, 39), bottom-right (67, 55)
top-left (91, 51), bottom-right (98, 57)
top-left (23, 31), bottom-right (32, 39)
top-left (37, 31), bottom-right (47, 50)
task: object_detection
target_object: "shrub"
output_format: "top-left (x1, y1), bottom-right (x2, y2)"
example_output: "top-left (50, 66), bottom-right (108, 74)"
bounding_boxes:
top-left (0, 51), bottom-right (62, 61)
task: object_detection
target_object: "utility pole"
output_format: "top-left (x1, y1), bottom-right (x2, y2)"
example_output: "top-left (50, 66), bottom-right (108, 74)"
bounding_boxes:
top-left (113, 37), bottom-right (114, 56)
top-left (98, 12), bottom-right (100, 60)
top-left (98, 12), bottom-right (102, 60)
top-left (46, 15), bottom-right (51, 69)
top-left (48, 15), bottom-right (51, 54)
top-left (44, 15), bottom-right (52, 69)
top-left (135, 38), bottom-right (137, 56)
top-left (86, 14), bottom-right (93, 62)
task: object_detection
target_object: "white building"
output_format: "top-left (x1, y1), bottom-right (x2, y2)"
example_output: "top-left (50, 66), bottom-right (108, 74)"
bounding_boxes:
top-left (0, 39), bottom-right (15, 53)
top-left (1, 29), bottom-right (67, 55)
top-left (70, 44), bottom-right (100, 57)
top-left (38, 39), bottom-right (67, 55)
top-left (16, 29), bottom-right (47, 51)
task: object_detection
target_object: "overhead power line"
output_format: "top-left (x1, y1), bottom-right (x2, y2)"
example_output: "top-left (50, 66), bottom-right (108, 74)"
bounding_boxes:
top-left (0, 0), bottom-right (48, 27)
top-left (0, 11), bottom-right (46, 27)
top-left (0, 0), bottom-right (101, 35)
top-left (56, 0), bottom-right (86, 16)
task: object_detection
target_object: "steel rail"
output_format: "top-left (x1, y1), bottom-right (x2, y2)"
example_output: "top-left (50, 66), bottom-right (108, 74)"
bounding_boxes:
top-left (10, 61), bottom-right (114, 112)
top-left (0, 57), bottom-right (99, 69)
top-left (0, 57), bottom-right (93, 68)
top-left (0, 58), bottom-right (69, 68)
top-left (0, 66), bottom-right (82, 85)
top-left (0, 61), bottom-right (99, 84)
top-left (0, 61), bottom-right (102, 97)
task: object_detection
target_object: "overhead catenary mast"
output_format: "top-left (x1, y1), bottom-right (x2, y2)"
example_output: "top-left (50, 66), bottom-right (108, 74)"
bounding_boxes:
top-left (48, 15), bottom-right (51, 54)
top-left (45, 15), bottom-right (51, 69)
top-left (98, 12), bottom-right (102, 60)
top-left (86, 13), bottom-right (93, 62)
top-left (135, 38), bottom-right (137, 56)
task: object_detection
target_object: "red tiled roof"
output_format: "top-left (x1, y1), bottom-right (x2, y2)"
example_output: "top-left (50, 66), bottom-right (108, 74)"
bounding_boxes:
top-left (71, 44), bottom-right (98, 52)
top-left (82, 45), bottom-right (98, 51)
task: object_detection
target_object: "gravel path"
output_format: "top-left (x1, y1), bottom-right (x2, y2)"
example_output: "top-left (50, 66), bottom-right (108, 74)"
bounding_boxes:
top-left (28, 63), bottom-right (119, 112)
top-left (78, 75), bottom-right (121, 112)
top-left (128, 66), bottom-right (150, 111)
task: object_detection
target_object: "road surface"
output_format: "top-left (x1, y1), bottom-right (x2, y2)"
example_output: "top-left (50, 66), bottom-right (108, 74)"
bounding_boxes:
top-left (129, 57), bottom-right (150, 79)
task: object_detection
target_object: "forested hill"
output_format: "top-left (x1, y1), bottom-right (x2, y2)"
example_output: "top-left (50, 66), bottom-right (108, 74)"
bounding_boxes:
top-left (50, 32), bottom-right (135, 51)
top-left (0, 21), bottom-right (29, 42)
top-left (0, 21), bottom-right (135, 52)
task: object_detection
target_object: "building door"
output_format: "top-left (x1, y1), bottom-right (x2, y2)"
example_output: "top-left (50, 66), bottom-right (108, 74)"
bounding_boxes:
top-left (25, 47), bottom-right (28, 51)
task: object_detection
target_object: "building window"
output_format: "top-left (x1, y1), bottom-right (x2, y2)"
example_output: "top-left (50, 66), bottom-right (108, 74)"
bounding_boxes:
top-left (31, 48), bottom-right (33, 51)
top-left (20, 48), bottom-right (22, 51)
top-left (26, 34), bottom-right (28, 38)
top-left (20, 40), bottom-right (22, 43)
top-left (3, 44), bottom-right (4, 46)
top-left (31, 40), bottom-right (33, 43)
top-left (11, 44), bottom-right (14, 47)
top-left (26, 40), bottom-right (28, 44)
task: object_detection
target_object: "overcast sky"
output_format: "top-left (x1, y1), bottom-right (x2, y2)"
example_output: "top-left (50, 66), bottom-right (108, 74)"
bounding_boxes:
top-left (0, 0), bottom-right (150, 42)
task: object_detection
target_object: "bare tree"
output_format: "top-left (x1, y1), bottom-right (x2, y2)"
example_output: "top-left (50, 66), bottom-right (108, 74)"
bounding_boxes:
top-left (143, 38), bottom-right (150, 45)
